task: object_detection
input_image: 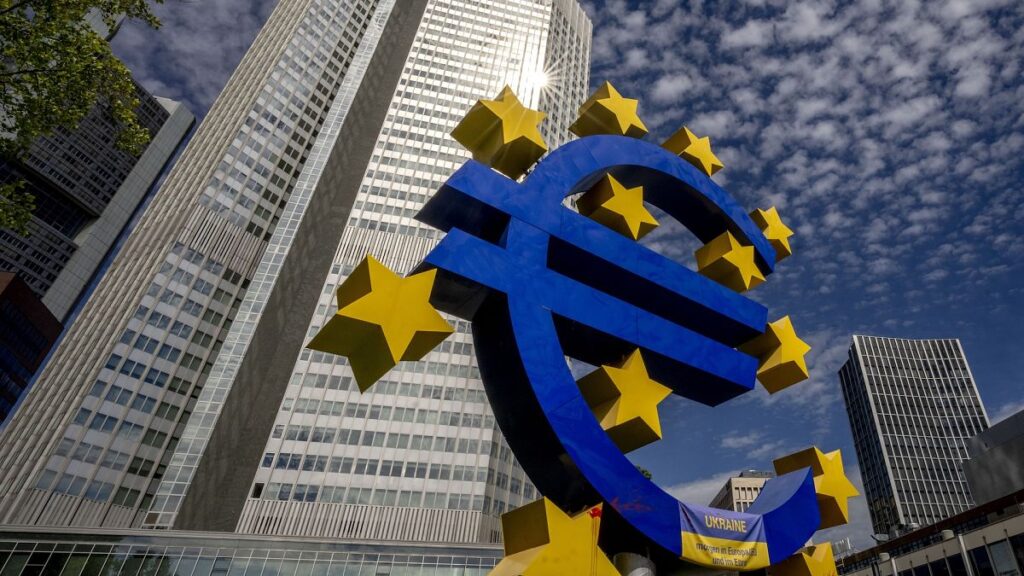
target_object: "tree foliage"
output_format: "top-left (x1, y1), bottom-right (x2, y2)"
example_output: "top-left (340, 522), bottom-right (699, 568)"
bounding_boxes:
top-left (0, 0), bottom-right (161, 234)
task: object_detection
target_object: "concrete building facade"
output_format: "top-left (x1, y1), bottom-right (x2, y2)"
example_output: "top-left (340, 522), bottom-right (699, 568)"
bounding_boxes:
top-left (0, 0), bottom-right (389, 528)
top-left (710, 470), bottom-right (775, 513)
top-left (839, 335), bottom-right (991, 537)
top-left (0, 0), bottom-right (591, 546)
top-left (148, 0), bottom-right (591, 543)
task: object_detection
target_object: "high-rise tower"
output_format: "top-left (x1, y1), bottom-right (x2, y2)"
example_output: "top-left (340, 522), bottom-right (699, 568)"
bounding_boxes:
top-left (0, 0), bottom-right (591, 541)
top-left (0, 0), bottom-right (389, 527)
top-left (147, 0), bottom-right (592, 542)
top-left (839, 335), bottom-right (990, 536)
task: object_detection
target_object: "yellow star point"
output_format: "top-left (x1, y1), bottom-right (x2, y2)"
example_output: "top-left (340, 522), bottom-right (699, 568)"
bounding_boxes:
top-left (695, 231), bottom-right (765, 293)
top-left (569, 81), bottom-right (648, 138)
top-left (576, 174), bottom-right (659, 241)
top-left (307, 255), bottom-right (453, 391)
top-left (451, 86), bottom-right (547, 179)
top-left (662, 126), bottom-right (724, 177)
top-left (774, 448), bottom-right (860, 530)
top-left (491, 499), bottom-right (619, 576)
top-left (751, 207), bottom-right (795, 261)
top-left (577, 349), bottom-right (673, 453)
top-left (772, 544), bottom-right (839, 576)
top-left (739, 316), bottom-right (811, 393)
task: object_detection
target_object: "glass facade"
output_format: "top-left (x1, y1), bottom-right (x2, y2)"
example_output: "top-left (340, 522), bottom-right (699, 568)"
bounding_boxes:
top-left (0, 530), bottom-right (501, 576)
top-left (228, 0), bottom-right (590, 540)
top-left (839, 335), bottom-right (990, 535)
top-left (0, 83), bottom-right (171, 301)
top-left (0, 0), bottom-right (383, 529)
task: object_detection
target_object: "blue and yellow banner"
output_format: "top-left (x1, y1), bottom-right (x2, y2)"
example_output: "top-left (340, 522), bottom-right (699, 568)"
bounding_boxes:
top-left (679, 502), bottom-right (770, 570)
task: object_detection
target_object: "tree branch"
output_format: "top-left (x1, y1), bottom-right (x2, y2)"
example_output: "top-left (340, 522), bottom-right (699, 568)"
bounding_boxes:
top-left (0, 0), bottom-right (32, 16)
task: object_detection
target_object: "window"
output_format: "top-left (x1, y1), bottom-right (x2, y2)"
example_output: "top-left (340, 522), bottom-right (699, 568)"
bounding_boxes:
top-left (276, 453), bottom-right (301, 470)
top-left (302, 455), bottom-right (327, 472)
top-left (105, 385), bottom-right (133, 405)
top-left (142, 429), bottom-right (168, 448)
top-left (169, 321), bottom-right (192, 338)
top-left (354, 458), bottom-right (378, 475)
top-left (89, 413), bottom-right (117, 433)
top-left (112, 487), bottom-right (141, 507)
top-left (118, 421), bottom-right (144, 440)
top-left (101, 450), bottom-right (129, 471)
top-left (73, 407), bottom-right (92, 426)
top-left (131, 394), bottom-right (156, 413)
top-left (328, 457), bottom-right (353, 473)
top-left (84, 480), bottom-right (114, 501)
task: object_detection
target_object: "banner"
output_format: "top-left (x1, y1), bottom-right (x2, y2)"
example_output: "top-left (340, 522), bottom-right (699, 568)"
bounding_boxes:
top-left (678, 502), bottom-right (771, 570)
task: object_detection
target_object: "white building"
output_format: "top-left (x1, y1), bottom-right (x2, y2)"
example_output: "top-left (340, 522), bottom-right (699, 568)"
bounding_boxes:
top-left (153, 0), bottom-right (592, 543)
top-left (0, 0), bottom-right (592, 547)
top-left (710, 470), bottom-right (775, 513)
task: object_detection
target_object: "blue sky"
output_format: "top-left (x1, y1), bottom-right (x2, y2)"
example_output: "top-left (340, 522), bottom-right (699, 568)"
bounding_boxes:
top-left (111, 0), bottom-right (1024, 552)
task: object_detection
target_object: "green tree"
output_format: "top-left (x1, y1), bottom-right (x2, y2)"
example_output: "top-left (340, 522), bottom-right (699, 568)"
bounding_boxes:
top-left (0, 0), bottom-right (161, 234)
top-left (636, 465), bottom-right (653, 480)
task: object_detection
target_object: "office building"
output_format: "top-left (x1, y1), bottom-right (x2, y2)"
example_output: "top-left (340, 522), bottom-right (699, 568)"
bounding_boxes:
top-left (0, 87), bottom-right (193, 322)
top-left (710, 470), bottom-right (775, 513)
top-left (149, 0), bottom-right (591, 542)
top-left (0, 274), bottom-right (62, 423)
top-left (837, 488), bottom-right (1024, 576)
top-left (963, 409), bottom-right (1024, 505)
top-left (0, 0), bottom-right (391, 528)
top-left (0, 0), bottom-right (591, 544)
top-left (839, 336), bottom-right (990, 537)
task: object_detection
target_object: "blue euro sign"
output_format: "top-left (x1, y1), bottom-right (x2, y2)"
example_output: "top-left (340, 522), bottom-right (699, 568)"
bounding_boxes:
top-left (417, 135), bottom-right (820, 568)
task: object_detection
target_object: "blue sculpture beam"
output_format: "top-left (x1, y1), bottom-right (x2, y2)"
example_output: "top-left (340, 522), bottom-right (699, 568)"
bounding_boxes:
top-left (425, 222), bottom-right (758, 405)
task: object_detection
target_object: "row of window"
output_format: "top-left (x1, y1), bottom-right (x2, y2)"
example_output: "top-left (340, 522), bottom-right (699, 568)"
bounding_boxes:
top-left (293, 371), bottom-right (487, 403)
top-left (271, 424), bottom-right (490, 455)
top-left (284, 396), bottom-right (491, 428)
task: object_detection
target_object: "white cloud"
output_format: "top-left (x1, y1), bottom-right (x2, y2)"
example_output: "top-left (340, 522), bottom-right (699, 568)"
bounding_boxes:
top-left (722, 20), bottom-right (774, 49)
top-left (651, 73), bottom-right (693, 104)
top-left (666, 470), bottom-right (739, 506)
top-left (992, 400), bottom-right (1024, 423)
top-left (955, 65), bottom-right (993, 98)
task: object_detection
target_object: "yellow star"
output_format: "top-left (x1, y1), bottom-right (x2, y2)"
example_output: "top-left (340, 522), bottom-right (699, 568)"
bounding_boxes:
top-left (750, 207), bottom-right (795, 261)
top-left (491, 499), bottom-right (619, 576)
top-left (577, 349), bottom-right (673, 453)
top-left (695, 231), bottom-right (765, 292)
top-left (772, 544), bottom-right (839, 576)
top-left (576, 174), bottom-right (659, 241)
top-left (662, 126), bottom-right (724, 177)
top-left (569, 81), bottom-right (648, 138)
top-left (451, 86), bottom-right (547, 179)
top-left (739, 316), bottom-right (811, 393)
top-left (307, 255), bottom-right (453, 391)
top-left (774, 448), bottom-right (860, 529)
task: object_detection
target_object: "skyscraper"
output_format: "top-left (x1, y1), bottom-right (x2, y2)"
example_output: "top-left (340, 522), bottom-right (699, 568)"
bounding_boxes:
top-left (148, 0), bottom-right (591, 542)
top-left (0, 88), bottom-right (193, 322)
top-left (0, 0), bottom-right (591, 543)
top-left (0, 0), bottom-right (390, 527)
top-left (838, 335), bottom-right (990, 536)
